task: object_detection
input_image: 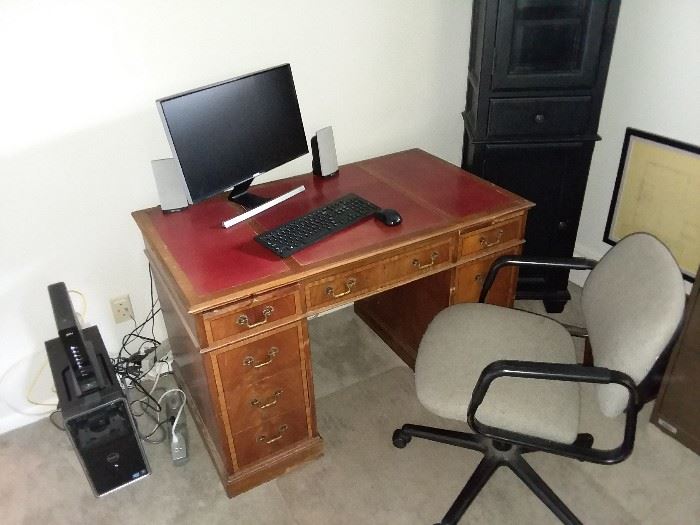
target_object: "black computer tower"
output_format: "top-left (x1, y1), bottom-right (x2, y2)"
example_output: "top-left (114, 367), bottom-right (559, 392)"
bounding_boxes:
top-left (46, 324), bottom-right (150, 496)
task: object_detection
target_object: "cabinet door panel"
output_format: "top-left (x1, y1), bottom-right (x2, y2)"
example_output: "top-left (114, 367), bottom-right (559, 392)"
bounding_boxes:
top-left (479, 142), bottom-right (593, 293)
top-left (492, 0), bottom-right (607, 89)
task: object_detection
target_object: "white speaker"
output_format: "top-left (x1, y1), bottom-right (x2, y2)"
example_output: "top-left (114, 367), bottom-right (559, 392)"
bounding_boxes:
top-left (311, 126), bottom-right (339, 177)
top-left (151, 158), bottom-right (190, 212)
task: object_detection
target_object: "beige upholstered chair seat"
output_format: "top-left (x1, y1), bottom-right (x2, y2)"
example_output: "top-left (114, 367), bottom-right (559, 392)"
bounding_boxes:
top-left (415, 303), bottom-right (580, 444)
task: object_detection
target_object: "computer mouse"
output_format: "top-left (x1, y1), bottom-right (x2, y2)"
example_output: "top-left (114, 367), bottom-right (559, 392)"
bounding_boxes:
top-left (375, 208), bottom-right (402, 227)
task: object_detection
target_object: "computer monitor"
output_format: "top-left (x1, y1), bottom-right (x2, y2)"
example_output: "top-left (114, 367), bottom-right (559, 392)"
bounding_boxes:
top-left (157, 64), bottom-right (308, 207)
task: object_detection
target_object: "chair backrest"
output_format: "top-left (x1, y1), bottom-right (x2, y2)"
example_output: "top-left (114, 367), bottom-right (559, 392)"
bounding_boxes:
top-left (581, 233), bottom-right (685, 418)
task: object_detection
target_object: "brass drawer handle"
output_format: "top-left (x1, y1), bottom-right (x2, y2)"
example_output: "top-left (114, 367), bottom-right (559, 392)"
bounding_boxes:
top-left (258, 424), bottom-right (288, 444)
top-left (243, 347), bottom-right (279, 369)
top-left (412, 251), bottom-right (439, 270)
top-left (474, 273), bottom-right (484, 283)
top-left (237, 305), bottom-right (274, 329)
top-left (326, 277), bottom-right (357, 298)
top-left (251, 389), bottom-right (283, 409)
top-left (479, 229), bottom-right (504, 249)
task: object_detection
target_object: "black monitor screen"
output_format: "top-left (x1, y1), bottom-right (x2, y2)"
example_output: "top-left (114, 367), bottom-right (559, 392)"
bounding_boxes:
top-left (157, 64), bottom-right (308, 203)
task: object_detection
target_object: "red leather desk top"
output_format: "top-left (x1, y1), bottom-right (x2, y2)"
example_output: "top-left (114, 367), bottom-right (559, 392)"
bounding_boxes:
top-left (135, 149), bottom-right (529, 305)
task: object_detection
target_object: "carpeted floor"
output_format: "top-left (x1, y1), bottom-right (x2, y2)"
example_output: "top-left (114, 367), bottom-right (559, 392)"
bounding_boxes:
top-left (1, 290), bottom-right (699, 524)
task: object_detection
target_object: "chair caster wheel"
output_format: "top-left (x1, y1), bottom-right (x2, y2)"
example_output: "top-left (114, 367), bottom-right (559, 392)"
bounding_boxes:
top-left (392, 429), bottom-right (411, 448)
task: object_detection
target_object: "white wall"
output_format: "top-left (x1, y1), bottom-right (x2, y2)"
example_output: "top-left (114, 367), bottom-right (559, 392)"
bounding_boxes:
top-left (3, 0), bottom-right (696, 434)
top-left (573, 0), bottom-right (700, 287)
top-left (0, 1), bottom-right (471, 432)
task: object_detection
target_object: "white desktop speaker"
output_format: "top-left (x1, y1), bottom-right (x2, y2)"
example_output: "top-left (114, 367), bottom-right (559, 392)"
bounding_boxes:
top-left (311, 126), bottom-right (339, 177)
top-left (151, 158), bottom-right (190, 212)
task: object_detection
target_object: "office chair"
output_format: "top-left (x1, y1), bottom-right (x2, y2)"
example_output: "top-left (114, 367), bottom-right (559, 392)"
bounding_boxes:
top-left (392, 233), bottom-right (686, 525)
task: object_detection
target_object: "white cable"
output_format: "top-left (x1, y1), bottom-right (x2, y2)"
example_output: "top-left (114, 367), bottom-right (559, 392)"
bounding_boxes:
top-left (142, 362), bottom-right (163, 400)
top-left (141, 388), bottom-right (187, 440)
top-left (146, 350), bottom-right (172, 380)
top-left (164, 389), bottom-right (187, 441)
top-left (0, 357), bottom-right (56, 416)
top-left (67, 289), bottom-right (87, 325)
top-left (20, 291), bottom-right (85, 410)
top-left (26, 360), bottom-right (57, 407)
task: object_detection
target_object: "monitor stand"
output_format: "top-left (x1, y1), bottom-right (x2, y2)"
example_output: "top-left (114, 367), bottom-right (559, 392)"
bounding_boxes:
top-left (227, 178), bottom-right (271, 210)
top-left (229, 191), bottom-right (271, 210)
top-left (221, 185), bottom-right (306, 229)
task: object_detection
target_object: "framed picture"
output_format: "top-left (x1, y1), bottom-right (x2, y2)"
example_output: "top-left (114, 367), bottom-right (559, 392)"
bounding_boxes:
top-left (604, 128), bottom-right (700, 282)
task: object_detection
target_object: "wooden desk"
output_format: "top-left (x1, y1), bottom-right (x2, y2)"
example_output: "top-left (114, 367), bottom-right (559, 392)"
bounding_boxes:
top-left (132, 149), bottom-right (532, 497)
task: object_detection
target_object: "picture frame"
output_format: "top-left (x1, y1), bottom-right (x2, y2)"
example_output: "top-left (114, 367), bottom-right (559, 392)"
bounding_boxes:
top-left (604, 128), bottom-right (700, 283)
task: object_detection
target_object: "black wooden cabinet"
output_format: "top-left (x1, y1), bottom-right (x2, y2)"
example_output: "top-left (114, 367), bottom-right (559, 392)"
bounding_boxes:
top-left (462, 0), bottom-right (620, 312)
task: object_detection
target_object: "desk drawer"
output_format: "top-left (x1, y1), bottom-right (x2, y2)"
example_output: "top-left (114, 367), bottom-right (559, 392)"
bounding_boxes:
top-left (459, 218), bottom-right (522, 259)
top-left (453, 247), bottom-right (521, 306)
top-left (223, 366), bottom-right (306, 432)
top-left (487, 97), bottom-right (592, 138)
top-left (203, 285), bottom-right (302, 345)
top-left (383, 238), bottom-right (453, 283)
top-left (233, 408), bottom-right (309, 469)
top-left (214, 323), bottom-right (304, 387)
top-left (305, 263), bottom-right (382, 310)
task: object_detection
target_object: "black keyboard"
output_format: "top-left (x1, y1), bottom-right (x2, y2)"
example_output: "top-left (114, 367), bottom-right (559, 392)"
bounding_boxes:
top-left (255, 193), bottom-right (380, 258)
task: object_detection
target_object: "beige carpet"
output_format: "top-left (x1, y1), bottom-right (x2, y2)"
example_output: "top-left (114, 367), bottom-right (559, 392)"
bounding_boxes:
top-left (1, 296), bottom-right (699, 524)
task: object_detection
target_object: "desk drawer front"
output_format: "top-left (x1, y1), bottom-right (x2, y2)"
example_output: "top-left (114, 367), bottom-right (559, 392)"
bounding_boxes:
top-left (453, 247), bottom-right (521, 306)
top-left (223, 366), bottom-right (306, 432)
top-left (305, 264), bottom-right (382, 310)
top-left (460, 218), bottom-right (522, 259)
top-left (383, 239), bottom-right (453, 283)
top-left (203, 285), bottom-right (302, 345)
top-left (305, 236), bottom-right (456, 312)
top-left (214, 323), bottom-right (303, 386)
top-left (233, 408), bottom-right (309, 469)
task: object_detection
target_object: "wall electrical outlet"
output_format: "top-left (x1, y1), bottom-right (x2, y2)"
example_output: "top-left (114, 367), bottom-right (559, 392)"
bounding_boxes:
top-left (110, 295), bottom-right (134, 323)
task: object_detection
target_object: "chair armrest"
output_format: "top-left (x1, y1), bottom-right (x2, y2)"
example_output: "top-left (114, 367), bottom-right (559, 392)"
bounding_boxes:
top-left (479, 256), bottom-right (597, 303)
top-left (466, 360), bottom-right (638, 464)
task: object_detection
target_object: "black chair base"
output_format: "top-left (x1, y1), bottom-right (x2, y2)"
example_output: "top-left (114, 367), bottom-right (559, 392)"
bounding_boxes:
top-left (393, 424), bottom-right (585, 525)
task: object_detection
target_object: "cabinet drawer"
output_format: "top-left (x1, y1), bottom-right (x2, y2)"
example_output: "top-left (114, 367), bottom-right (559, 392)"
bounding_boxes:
top-left (233, 408), bottom-right (309, 469)
top-left (305, 263), bottom-right (382, 310)
top-left (203, 285), bottom-right (302, 345)
top-left (488, 97), bottom-right (592, 138)
top-left (214, 323), bottom-right (303, 386)
top-left (460, 218), bottom-right (522, 259)
top-left (383, 239), bottom-right (453, 283)
top-left (224, 366), bottom-right (306, 433)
